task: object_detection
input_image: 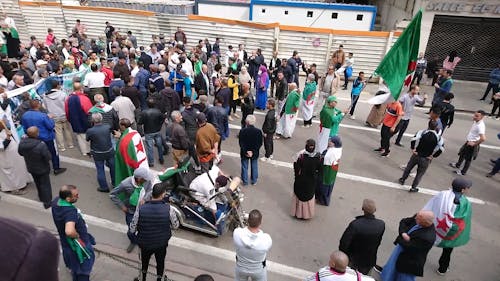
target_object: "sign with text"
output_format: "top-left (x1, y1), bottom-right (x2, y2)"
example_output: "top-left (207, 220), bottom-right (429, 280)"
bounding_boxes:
top-left (426, 2), bottom-right (500, 14)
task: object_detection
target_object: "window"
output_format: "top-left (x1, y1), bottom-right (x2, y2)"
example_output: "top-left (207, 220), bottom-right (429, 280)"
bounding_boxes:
top-left (331, 12), bottom-right (338, 19)
top-left (261, 8), bottom-right (266, 13)
top-left (356, 14), bottom-right (363, 21)
top-left (307, 11), bottom-right (313, 17)
top-left (284, 10), bottom-right (288, 15)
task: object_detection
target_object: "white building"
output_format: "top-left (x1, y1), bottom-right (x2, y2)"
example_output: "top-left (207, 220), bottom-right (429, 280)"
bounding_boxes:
top-left (195, 0), bottom-right (377, 31)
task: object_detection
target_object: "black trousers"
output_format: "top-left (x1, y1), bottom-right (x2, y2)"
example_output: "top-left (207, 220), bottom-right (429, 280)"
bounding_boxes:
top-left (263, 133), bottom-right (274, 158)
top-left (412, 71), bottom-right (424, 85)
top-left (481, 82), bottom-right (499, 100)
top-left (33, 173), bottom-right (52, 208)
top-left (380, 125), bottom-right (397, 153)
top-left (401, 154), bottom-right (431, 189)
top-left (141, 246), bottom-right (167, 280)
top-left (303, 118), bottom-right (313, 125)
top-left (349, 94), bottom-right (360, 115)
top-left (395, 119), bottom-right (410, 144)
top-left (438, 247), bottom-right (453, 273)
top-left (456, 143), bottom-right (476, 174)
top-left (491, 99), bottom-right (500, 117)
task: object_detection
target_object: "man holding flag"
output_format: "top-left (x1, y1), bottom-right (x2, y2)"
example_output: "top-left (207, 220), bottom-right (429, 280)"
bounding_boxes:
top-left (422, 178), bottom-right (472, 275)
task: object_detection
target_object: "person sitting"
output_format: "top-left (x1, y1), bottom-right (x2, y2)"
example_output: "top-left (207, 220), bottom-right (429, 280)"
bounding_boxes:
top-left (189, 165), bottom-right (229, 215)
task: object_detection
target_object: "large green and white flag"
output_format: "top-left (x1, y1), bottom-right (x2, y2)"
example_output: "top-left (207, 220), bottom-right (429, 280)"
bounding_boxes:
top-left (423, 190), bottom-right (472, 248)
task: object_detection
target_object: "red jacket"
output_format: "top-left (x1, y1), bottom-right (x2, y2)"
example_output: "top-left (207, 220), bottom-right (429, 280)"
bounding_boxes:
top-left (101, 66), bottom-right (114, 86)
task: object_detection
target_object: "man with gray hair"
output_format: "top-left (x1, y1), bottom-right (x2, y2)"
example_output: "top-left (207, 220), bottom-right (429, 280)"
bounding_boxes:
top-left (238, 115), bottom-right (263, 185)
top-left (86, 112), bottom-right (115, 192)
top-left (168, 110), bottom-right (190, 165)
top-left (339, 199), bottom-right (385, 274)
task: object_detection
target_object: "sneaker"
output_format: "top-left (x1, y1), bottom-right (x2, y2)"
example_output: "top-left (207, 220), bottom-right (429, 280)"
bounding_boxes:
top-left (126, 243), bottom-right (136, 253)
top-left (260, 157), bottom-right (269, 162)
top-left (449, 162), bottom-right (458, 168)
top-left (68, 145), bottom-right (75, 149)
top-left (496, 117), bottom-right (500, 120)
top-left (301, 124), bottom-right (307, 128)
top-left (380, 151), bottom-right (390, 157)
top-left (228, 116), bottom-right (234, 121)
top-left (409, 187), bottom-right (419, 193)
top-left (54, 168), bottom-right (67, 175)
top-left (159, 158), bottom-right (165, 165)
top-left (455, 170), bottom-right (465, 175)
top-left (373, 148), bottom-right (384, 152)
top-left (269, 155), bottom-right (273, 159)
top-left (59, 147), bottom-right (66, 152)
top-left (436, 269), bottom-right (448, 276)
top-left (349, 115), bottom-right (355, 120)
top-left (395, 142), bottom-right (403, 147)
top-left (398, 178), bottom-right (405, 185)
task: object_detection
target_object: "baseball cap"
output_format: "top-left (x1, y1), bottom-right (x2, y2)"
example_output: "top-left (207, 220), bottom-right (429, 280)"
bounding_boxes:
top-left (451, 177), bottom-right (472, 204)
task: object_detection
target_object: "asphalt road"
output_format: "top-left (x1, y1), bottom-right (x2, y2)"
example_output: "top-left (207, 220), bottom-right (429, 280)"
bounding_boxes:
top-left (1, 83), bottom-right (499, 281)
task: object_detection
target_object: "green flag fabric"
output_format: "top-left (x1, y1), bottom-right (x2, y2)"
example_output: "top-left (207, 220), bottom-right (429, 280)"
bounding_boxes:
top-left (374, 10), bottom-right (422, 100)
top-left (423, 190), bottom-right (472, 248)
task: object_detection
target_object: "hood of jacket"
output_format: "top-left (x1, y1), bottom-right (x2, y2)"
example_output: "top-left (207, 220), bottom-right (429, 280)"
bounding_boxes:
top-left (18, 137), bottom-right (42, 153)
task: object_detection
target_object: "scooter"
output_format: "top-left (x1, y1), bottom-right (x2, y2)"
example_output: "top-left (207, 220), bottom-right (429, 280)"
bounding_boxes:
top-left (159, 157), bottom-right (247, 236)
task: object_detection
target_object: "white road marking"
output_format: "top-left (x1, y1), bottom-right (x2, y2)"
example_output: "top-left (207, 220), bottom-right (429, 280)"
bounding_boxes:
top-left (0, 193), bottom-right (314, 279)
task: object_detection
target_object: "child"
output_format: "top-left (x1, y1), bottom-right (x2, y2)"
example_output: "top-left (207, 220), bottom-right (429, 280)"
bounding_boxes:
top-left (348, 71), bottom-right (366, 119)
top-left (261, 98), bottom-right (276, 162)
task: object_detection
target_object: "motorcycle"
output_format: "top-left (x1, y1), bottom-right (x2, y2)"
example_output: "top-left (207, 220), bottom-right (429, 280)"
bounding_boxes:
top-left (158, 157), bottom-right (247, 236)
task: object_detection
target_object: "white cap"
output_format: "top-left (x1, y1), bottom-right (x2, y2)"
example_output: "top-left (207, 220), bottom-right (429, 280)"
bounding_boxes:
top-left (35, 60), bottom-right (48, 66)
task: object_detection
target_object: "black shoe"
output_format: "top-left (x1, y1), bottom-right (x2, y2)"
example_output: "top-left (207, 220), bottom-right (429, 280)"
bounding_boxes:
top-left (491, 159), bottom-right (497, 165)
top-left (43, 202), bottom-right (51, 209)
top-left (126, 243), bottom-right (136, 253)
top-left (159, 158), bottom-right (165, 165)
top-left (149, 164), bottom-right (154, 167)
top-left (374, 148), bottom-right (384, 152)
top-left (97, 188), bottom-right (110, 193)
top-left (398, 178), bottom-right (405, 185)
top-left (54, 168), bottom-right (67, 175)
top-left (479, 98), bottom-right (485, 101)
top-left (409, 187), bottom-right (419, 193)
top-left (395, 142), bottom-right (403, 147)
top-left (380, 151), bottom-right (390, 157)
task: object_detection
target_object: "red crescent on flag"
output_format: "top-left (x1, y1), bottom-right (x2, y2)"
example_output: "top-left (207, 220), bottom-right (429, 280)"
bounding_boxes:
top-left (435, 213), bottom-right (466, 240)
top-left (119, 132), bottom-right (146, 169)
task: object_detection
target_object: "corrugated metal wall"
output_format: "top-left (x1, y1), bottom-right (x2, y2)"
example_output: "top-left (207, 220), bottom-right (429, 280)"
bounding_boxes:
top-left (12, 2), bottom-right (397, 76)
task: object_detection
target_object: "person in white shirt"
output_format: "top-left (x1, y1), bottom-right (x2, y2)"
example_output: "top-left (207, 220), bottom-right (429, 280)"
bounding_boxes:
top-left (29, 40), bottom-right (39, 61)
top-left (305, 251), bottom-right (373, 281)
top-left (189, 165), bottom-right (224, 213)
top-left (83, 63), bottom-right (106, 102)
top-left (233, 209), bottom-right (272, 281)
top-left (130, 59), bottom-right (139, 78)
top-left (148, 45), bottom-right (161, 66)
top-left (110, 87), bottom-right (137, 128)
top-left (449, 110), bottom-right (486, 175)
top-left (225, 45), bottom-right (234, 67)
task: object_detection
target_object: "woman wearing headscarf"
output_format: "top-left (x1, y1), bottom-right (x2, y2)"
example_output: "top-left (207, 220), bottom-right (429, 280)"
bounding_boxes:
top-left (316, 136), bottom-right (342, 206)
top-left (365, 90), bottom-right (388, 128)
top-left (301, 73), bottom-right (317, 127)
top-left (255, 65), bottom-right (269, 110)
top-left (239, 66), bottom-right (252, 87)
top-left (291, 139), bottom-right (322, 219)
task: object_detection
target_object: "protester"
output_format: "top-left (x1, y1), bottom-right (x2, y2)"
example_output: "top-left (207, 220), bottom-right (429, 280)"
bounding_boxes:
top-left (480, 64), bottom-right (500, 102)
top-left (43, 79), bottom-right (74, 151)
top-left (83, 63), bottom-right (106, 103)
top-left (315, 65), bottom-right (338, 116)
top-left (206, 95), bottom-right (229, 142)
top-left (316, 136), bottom-right (342, 206)
top-left (66, 82), bottom-right (92, 156)
top-left (111, 86), bottom-right (137, 129)
top-left (239, 83), bottom-right (255, 128)
top-left (110, 166), bottom-right (153, 253)
top-left (399, 120), bottom-right (444, 193)
top-left (195, 112), bottom-right (220, 171)
top-left (316, 96), bottom-right (347, 153)
top-left (422, 178), bottom-right (472, 275)
top-left (261, 98), bottom-right (276, 162)
top-left (348, 71), bottom-right (366, 119)
top-left (339, 199), bottom-right (385, 274)
top-left (438, 93), bottom-right (455, 134)
top-left (305, 251), bottom-right (362, 281)
top-left (412, 52), bottom-right (427, 86)
top-left (374, 100), bottom-right (404, 157)
top-left (381, 211), bottom-right (436, 281)
top-left (489, 91), bottom-right (500, 120)
top-left (301, 73), bottom-right (317, 127)
top-left (233, 209), bottom-right (272, 281)
top-left (86, 113), bottom-right (115, 193)
top-left (138, 98), bottom-right (166, 167)
top-left (168, 110), bottom-right (190, 165)
top-left (238, 115), bottom-right (263, 186)
top-left (51, 185), bottom-right (95, 281)
top-left (432, 69), bottom-right (453, 106)
top-left (255, 65), bottom-right (269, 111)
top-left (394, 85), bottom-right (427, 146)
top-left (449, 110), bottom-right (486, 175)
top-left (274, 71), bottom-right (288, 115)
top-left (275, 83), bottom-right (300, 139)
top-left (291, 139), bottom-right (321, 220)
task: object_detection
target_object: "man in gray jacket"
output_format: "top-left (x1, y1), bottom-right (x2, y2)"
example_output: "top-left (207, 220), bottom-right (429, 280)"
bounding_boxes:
top-left (43, 79), bottom-right (74, 151)
top-left (109, 166), bottom-right (154, 253)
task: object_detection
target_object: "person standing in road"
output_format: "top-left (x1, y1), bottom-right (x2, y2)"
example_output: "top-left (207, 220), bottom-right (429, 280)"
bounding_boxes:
top-left (422, 178), bottom-right (473, 276)
top-left (207, 95), bottom-right (229, 147)
top-left (138, 98), bottom-right (166, 167)
top-left (449, 110), bottom-right (486, 175)
top-left (305, 251), bottom-right (362, 281)
top-left (291, 139), bottom-right (321, 220)
top-left (438, 93), bottom-right (455, 134)
top-left (394, 85), bottom-right (427, 147)
top-left (480, 63), bottom-right (500, 102)
top-left (233, 209), bottom-right (272, 281)
top-left (399, 120), bottom-right (444, 193)
top-left (43, 79), bottom-right (74, 152)
top-left (489, 92), bottom-right (500, 120)
top-left (66, 82), bottom-right (92, 156)
top-left (111, 87), bottom-right (137, 130)
top-left (374, 100), bottom-right (404, 157)
top-left (18, 126), bottom-right (53, 208)
top-left (315, 65), bottom-right (338, 116)
top-left (316, 136), bottom-right (342, 206)
top-left (240, 83), bottom-right (255, 128)
top-left (339, 199), bottom-right (385, 275)
top-left (51, 185), bottom-right (95, 281)
top-left (316, 96), bottom-right (347, 153)
top-left (195, 113), bottom-right (220, 171)
top-left (168, 110), bottom-right (189, 165)
top-left (380, 211), bottom-right (436, 281)
top-left (109, 166), bottom-right (154, 253)
top-left (274, 71), bottom-right (288, 116)
top-left (431, 69), bottom-right (453, 106)
top-left (130, 183), bottom-right (175, 281)
top-left (347, 71), bottom-right (366, 119)
top-left (275, 83), bottom-right (300, 139)
top-left (412, 52), bottom-right (427, 86)
top-left (86, 113), bottom-right (115, 193)
top-left (238, 115), bottom-right (263, 186)
top-left (300, 73), bottom-right (317, 127)
top-left (261, 98), bottom-right (276, 162)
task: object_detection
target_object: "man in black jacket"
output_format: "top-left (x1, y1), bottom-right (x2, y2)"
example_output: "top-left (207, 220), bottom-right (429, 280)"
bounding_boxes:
top-left (275, 71), bottom-right (288, 115)
top-left (238, 115), bottom-right (263, 186)
top-left (206, 95), bottom-right (229, 143)
top-left (194, 64), bottom-right (209, 96)
top-left (438, 93), bottom-right (455, 134)
top-left (339, 199), bottom-right (385, 274)
top-left (130, 183), bottom-right (175, 281)
top-left (268, 51), bottom-right (281, 98)
top-left (138, 98), bottom-right (166, 166)
top-left (18, 126), bottom-right (53, 209)
top-left (381, 210), bottom-right (436, 280)
top-left (261, 98), bottom-right (276, 162)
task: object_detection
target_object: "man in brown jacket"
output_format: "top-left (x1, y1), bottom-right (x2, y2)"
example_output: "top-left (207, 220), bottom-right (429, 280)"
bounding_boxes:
top-left (195, 112), bottom-right (220, 171)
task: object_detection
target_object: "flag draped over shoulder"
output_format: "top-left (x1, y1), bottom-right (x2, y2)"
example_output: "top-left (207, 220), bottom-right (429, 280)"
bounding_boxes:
top-left (423, 190), bottom-right (472, 248)
top-left (374, 10), bottom-right (422, 100)
top-left (114, 128), bottom-right (148, 185)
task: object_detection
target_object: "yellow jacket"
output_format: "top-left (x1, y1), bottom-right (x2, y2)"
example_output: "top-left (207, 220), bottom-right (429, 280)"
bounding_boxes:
top-left (228, 76), bottom-right (239, 100)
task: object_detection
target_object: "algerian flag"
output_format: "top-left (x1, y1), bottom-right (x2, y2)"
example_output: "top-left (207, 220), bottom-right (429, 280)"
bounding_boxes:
top-left (374, 10), bottom-right (422, 100)
top-left (423, 190), bottom-right (472, 248)
top-left (114, 128), bottom-right (149, 185)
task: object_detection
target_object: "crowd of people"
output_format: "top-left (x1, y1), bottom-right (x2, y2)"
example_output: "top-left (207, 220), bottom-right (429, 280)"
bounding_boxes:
top-left (0, 14), bottom-right (496, 281)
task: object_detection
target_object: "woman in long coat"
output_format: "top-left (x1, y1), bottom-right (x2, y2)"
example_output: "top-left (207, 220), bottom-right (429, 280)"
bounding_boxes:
top-left (255, 65), bottom-right (269, 110)
top-left (316, 136), bottom-right (342, 206)
top-left (291, 139), bottom-right (322, 219)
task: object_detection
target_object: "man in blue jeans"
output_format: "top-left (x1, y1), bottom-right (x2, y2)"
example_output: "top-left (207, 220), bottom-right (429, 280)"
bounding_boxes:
top-left (21, 99), bottom-right (66, 175)
top-left (138, 98), bottom-right (165, 167)
top-left (86, 113), bottom-right (115, 192)
top-left (238, 115), bottom-right (263, 185)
